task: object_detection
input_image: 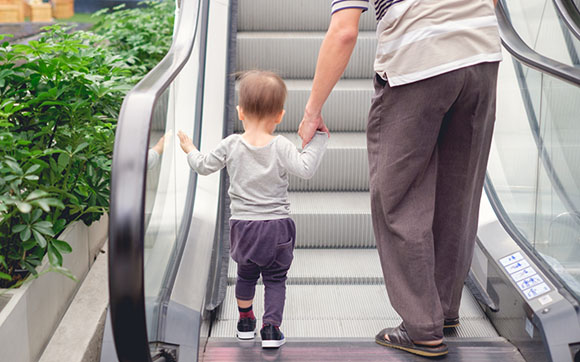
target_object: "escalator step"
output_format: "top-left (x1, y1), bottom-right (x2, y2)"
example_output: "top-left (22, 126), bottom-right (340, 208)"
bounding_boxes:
top-left (281, 132), bottom-right (369, 192)
top-left (289, 192), bottom-right (375, 248)
top-left (234, 79), bottom-right (373, 133)
top-left (238, 0), bottom-right (376, 32)
top-left (227, 249), bottom-right (383, 285)
top-left (213, 285), bottom-right (498, 339)
top-left (237, 32), bottom-right (377, 79)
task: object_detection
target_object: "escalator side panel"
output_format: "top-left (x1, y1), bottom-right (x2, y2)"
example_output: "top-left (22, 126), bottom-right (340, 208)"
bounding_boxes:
top-left (477, 193), bottom-right (580, 362)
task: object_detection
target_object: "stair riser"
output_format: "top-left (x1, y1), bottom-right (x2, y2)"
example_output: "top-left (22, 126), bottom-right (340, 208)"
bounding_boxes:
top-left (234, 83), bottom-right (373, 133)
top-left (238, 0), bottom-right (376, 32)
top-left (237, 34), bottom-right (377, 79)
top-left (289, 148), bottom-right (369, 191)
top-left (292, 214), bottom-right (375, 247)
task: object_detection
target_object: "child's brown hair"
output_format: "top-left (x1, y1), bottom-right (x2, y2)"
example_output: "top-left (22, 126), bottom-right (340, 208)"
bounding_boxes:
top-left (238, 70), bottom-right (287, 120)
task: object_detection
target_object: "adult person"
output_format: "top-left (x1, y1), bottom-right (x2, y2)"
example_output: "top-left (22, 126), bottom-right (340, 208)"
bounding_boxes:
top-left (299, 0), bottom-right (501, 357)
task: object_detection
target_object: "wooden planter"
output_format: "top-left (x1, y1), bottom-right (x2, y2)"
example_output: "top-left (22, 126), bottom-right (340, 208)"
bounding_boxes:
top-left (52, 0), bottom-right (73, 19)
top-left (0, 0), bottom-right (23, 23)
top-left (25, 1), bottom-right (51, 22)
top-left (0, 215), bottom-right (108, 362)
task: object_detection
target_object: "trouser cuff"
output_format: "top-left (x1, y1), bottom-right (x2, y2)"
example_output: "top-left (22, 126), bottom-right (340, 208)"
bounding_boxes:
top-left (404, 321), bottom-right (444, 342)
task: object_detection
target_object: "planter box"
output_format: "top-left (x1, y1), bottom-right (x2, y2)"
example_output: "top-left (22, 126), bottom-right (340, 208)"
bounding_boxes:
top-left (0, 4), bottom-right (20, 22)
top-left (0, 216), bottom-right (108, 362)
top-left (52, 0), bottom-right (73, 19)
top-left (25, 2), bottom-right (51, 22)
top-left (89, 213), bottom-right (109, 267)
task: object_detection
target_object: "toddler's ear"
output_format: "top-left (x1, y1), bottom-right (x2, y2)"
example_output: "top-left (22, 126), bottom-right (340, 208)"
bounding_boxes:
top-left (275, 109), bottom-right (286, 124)
top-left (236, 105), bottom-right (245, 121)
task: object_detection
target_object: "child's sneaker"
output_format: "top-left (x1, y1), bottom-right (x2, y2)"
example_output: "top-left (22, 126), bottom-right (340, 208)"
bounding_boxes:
top-left (260, 324), bottom-right (286, 348)
top-left (236, 317), bottom-right (256, 340)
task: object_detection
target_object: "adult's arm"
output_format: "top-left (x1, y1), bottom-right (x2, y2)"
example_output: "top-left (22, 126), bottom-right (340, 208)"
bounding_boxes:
top-left (299, 8), bottom-right (364, 147)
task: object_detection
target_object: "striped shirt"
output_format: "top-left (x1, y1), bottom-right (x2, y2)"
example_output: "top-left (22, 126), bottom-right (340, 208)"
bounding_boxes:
top-left (331, 0), bottom-right (502, 86)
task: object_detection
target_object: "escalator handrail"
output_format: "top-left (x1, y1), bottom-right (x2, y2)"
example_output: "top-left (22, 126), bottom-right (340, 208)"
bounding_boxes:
top-left (553, 0), bottom-right (580, 41)
top-left (497, 1), bottom-right (580, 85)
top-left (498, 0), bottom-right (580, 217)
top-left (487, 1), bottom-right (580, 305)
top-left (108, 0), bottom-right (203, 361)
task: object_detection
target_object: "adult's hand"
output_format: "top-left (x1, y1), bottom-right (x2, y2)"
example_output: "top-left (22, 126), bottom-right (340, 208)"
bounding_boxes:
top-left (299, 109), bottom-right (330, 148)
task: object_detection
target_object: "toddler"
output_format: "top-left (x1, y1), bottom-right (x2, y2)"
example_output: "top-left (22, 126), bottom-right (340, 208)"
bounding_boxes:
top-left (178, 70), bottom-right (328, 348)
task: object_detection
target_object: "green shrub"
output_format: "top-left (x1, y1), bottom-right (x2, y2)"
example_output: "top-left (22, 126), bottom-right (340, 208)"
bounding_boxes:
top-left (92, 1), bottom-right (175, 79)
top-left (0, 1), bottom-right (174, 288)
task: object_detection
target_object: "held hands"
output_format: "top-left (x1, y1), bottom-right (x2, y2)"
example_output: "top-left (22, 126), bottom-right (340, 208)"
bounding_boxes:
top-left (178, 130), bottom-right (197, 154)
top-left (298, 109), bottom-right (330, 148)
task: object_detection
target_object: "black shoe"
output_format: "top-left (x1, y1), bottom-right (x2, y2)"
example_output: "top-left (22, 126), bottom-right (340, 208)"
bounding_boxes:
top-left (444, 317), bottom-right (460, 329)
top-left (260, 324), bottom-right (286, 348)
top-left (236, 317), bottom-right (256, 340)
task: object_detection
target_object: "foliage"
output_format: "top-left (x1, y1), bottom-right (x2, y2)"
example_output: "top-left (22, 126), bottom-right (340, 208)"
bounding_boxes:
top-left (0, 1), bottom-right (174, 288)
top-left (92, 1), bottom-right (175, 80)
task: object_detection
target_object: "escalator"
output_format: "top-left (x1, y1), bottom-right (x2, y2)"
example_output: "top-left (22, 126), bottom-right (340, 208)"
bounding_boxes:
top-left (101, 0), bottom-right (580, 361)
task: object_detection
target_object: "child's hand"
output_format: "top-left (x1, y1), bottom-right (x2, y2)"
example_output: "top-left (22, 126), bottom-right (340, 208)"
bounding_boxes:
top-left (151, 135), bottom-right (165, 154)
top-left (178, 130), bottom-right (197, 154)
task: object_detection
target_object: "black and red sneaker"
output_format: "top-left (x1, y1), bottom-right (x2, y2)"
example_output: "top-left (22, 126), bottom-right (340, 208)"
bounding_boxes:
top-left (236, 317), bottom-right (256, 340)
top-left (260, 324), bottom-right (286, 348)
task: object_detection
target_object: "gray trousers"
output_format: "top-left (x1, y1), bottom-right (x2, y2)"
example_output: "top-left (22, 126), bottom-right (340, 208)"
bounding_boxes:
top-left (367, 62), bottom-right (499, 341)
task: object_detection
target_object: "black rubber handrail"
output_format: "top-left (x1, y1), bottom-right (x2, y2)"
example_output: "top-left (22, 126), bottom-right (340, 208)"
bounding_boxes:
top-left (108, 0), bottom-right (204, 361)
top-left (497, 1), bottom-right (580, 85)
top-left (554, 0), bottom-right (580, 40)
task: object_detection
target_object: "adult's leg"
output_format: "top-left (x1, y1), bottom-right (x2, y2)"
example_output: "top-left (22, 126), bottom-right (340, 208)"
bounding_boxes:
top-left (433, 62), bottom-right (499, 319)
top-left (367, 72), bottom-right (464, 342)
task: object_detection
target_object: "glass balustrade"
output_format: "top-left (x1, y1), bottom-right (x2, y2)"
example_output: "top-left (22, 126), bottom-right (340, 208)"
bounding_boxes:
top-left (503, 0), bottom-right (580, 66)
top-left (490, 49), bottom-right (580, 299)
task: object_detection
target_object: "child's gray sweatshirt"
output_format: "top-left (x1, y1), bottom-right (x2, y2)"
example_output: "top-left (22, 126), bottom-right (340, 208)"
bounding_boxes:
top-left (187, 132), bottom-right (328, 220)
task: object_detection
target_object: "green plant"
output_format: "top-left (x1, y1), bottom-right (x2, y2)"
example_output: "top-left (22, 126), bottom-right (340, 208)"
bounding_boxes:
top-left (0, 1), bottom-right (174, 289)
top-left (92, 1), bottom-right (175, 79)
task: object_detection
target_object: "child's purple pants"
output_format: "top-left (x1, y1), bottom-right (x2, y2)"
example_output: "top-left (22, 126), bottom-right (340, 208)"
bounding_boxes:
top-left (230, 218), bottom-right (296, 327)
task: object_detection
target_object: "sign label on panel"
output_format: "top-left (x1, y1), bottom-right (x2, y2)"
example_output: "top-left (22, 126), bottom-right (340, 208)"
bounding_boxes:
top-left (499, 252), bottom-right (551, 301)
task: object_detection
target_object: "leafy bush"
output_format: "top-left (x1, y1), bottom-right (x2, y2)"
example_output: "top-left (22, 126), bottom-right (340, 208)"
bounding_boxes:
top-left (0, 1), bottom-right (174, 288)
top-left (92, 1), bottom-right (175, 79)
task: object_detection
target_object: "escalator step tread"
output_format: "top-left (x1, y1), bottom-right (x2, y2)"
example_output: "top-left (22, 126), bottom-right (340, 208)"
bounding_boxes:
top-left (227, 249), bottom-right (383, 285)
top-left (212, 285), bottom-right (497, 339)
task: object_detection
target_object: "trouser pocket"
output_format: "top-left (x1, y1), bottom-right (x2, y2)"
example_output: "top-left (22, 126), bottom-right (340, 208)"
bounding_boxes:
top-left (272, 237), bottom-right (294, 269)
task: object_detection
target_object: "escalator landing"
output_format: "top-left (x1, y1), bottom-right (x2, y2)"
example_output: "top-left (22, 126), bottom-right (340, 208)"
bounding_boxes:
top-left (201, 338), bottom-right (525, 362)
